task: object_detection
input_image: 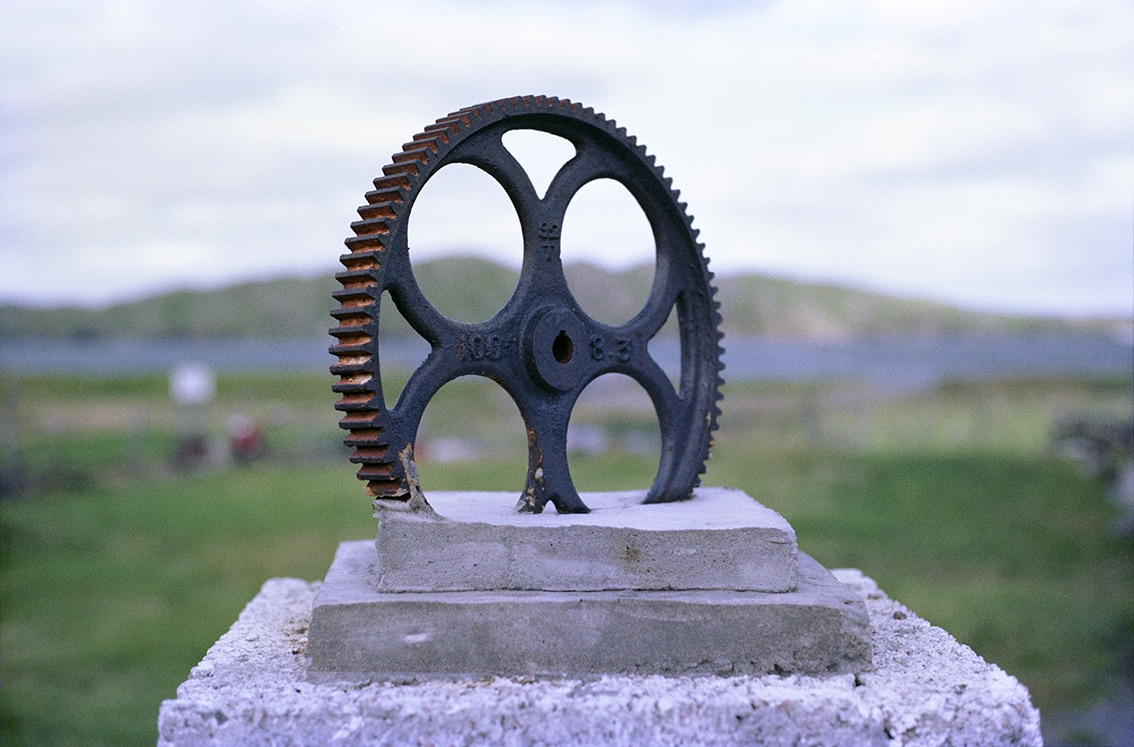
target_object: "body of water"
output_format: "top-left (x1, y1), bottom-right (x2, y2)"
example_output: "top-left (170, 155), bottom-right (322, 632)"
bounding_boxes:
top-left (1, 335), bottom-right (1130, 387)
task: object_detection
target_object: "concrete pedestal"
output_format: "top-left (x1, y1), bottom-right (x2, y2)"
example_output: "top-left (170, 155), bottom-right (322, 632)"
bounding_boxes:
top-left (158, 488), bottom-right (1040, 744)
top-left (308, 489), bottom-right (870, 678)
top-left (157, 572), bottom-right (1042, 746)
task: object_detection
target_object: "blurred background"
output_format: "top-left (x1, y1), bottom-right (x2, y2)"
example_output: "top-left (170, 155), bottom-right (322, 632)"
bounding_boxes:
top-left (1, 1), bottom-right (1131, 745)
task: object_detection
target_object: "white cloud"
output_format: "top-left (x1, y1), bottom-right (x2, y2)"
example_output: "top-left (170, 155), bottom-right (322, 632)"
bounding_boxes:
top-left (0, 0), bottom-right (1130, 315)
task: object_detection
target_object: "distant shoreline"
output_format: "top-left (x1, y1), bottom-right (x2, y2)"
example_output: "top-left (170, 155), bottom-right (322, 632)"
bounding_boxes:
top-left (3, 333), bottom-right (1130, 386)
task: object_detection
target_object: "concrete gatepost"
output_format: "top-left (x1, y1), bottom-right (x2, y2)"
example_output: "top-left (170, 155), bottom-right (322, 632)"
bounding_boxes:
top-left (158, 489), bottom-right (1042, 745)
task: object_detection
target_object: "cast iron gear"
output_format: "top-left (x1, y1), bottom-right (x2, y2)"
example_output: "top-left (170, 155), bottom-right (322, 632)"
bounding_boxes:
top-left (330, 95), bottom-right (724, 514)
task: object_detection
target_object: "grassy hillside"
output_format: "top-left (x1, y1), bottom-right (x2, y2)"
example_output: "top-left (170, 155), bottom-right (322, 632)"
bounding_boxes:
top-left (716, 275), bottom-right (1073, 339)
top-left (0, 256), bottom-right (1116, 341)
top-left (0, 276), bottom-right (340, 340)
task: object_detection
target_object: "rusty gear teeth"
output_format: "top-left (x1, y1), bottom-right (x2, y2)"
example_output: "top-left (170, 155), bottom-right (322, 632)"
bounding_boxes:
top-left (330, 95), bottom-right (724, 511)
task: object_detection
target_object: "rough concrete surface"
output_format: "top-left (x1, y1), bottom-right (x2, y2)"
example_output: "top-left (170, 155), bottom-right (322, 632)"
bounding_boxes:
top-left (308, 541), bottom-right (870, 679)
top-left (157, 571), bottom-right (1041, 746)
top-left (376, 488), bottom-right (798, 592)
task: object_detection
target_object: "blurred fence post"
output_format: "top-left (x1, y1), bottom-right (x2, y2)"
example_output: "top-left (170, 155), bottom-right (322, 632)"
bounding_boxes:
top-left (170, 363), bottom-right (215, 470)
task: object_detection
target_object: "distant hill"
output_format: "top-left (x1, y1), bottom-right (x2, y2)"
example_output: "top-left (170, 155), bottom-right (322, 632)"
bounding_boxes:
top-left (0, 256), bottom-right (1123, 342)
top-left (0, 275), bottom-right (341, 340)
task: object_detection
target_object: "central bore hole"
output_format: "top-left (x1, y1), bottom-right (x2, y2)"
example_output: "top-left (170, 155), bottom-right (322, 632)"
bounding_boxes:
top-left (552, 330), bottom-right (574, 364)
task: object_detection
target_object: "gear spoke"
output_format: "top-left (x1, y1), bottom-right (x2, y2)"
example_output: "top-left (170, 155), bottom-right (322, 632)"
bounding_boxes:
top-left (386, 273), bottom-right (454, 346)
top-left (542, 145), bottom-right (619, 210)
top-left (514, 393), bottom-right (587, 514)
top-left (622, 290), bottom-right (676, 344)
top-left (447, 129), bottom-right (544, 232)
top-left (387, 345), bottom-right (462, 443)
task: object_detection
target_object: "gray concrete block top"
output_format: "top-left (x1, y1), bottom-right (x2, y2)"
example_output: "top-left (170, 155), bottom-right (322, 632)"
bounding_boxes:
top-left (375, 487), bottom-right (798, 592)
top-left (421, 487), bottom-right (795, 531)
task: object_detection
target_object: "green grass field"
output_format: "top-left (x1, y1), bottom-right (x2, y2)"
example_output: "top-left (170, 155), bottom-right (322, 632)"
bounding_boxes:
top-left (1, 371), bottom-right (1131, 745)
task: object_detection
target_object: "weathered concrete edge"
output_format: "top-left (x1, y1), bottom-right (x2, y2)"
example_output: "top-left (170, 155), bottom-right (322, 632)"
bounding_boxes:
top-left (309, 541), bottom-right (868, 678)
top-left (157, 571), bottom-right (1042, 747)
top-left (375, 521), bottom-right (799, 592)
top-left (374, 488), bottom-right (799, 593)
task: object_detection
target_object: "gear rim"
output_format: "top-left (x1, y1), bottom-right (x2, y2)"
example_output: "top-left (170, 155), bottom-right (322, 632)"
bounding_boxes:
top-left (330, 95), bottom-right (724, 514)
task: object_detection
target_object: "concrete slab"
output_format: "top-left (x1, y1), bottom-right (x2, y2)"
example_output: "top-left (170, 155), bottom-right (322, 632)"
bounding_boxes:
top-left (158, 571), bottom-right (1041, 747)
top-left (375, 488), bottom-right (798, 592)
top-left (307, 540), bottom-right (869, 679)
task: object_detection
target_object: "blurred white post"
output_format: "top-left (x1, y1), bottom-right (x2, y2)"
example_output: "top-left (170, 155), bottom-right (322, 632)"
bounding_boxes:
top-left (170, 363), bottom-right (215, 469)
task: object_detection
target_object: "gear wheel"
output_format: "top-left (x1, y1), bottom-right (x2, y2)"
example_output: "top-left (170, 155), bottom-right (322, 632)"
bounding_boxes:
top-left (330, 96), bottom-right (723, 514)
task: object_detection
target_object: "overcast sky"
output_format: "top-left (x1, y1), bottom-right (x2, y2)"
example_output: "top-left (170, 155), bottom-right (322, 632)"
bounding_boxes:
top-left (2, 0), bottom-right (1131, 317)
